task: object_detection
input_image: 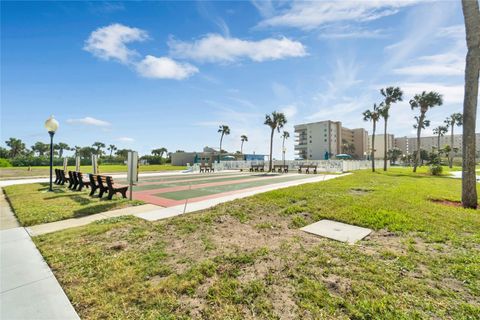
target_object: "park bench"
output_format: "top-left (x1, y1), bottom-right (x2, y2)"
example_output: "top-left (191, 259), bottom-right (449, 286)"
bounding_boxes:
top-left (249, 164), bottom-right (265, 172)
top-left (54, 169), bottom-right (61, 184)
top-left (58, 169), bottom-right (69, 185)
top-left (273, 164), bottom-right (289, 173)
top-left (298, 164), bottom-right (318, 174)
top-left (89, 174), bottom-right (100, 196)
top-left (96, 175), bottom-right (110, 198)
top-left (68, 171), bottom-right (78, 189)
top-left (200, 163), bottom-right (214, 173)
top-left (105, 176), bottom-right (128, 200)
top-left (76, 172), bottom-right (90, 191)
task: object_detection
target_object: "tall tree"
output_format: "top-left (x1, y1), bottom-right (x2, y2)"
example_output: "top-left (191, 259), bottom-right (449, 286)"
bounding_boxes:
top-left (116, 148), bottom-right (132, 159)
top-left (240, 135), bottom-right (248, 154)
top-left (31, 141), bottom-right (49, 156)
top-left (409, 91), bottom-right (443, 172)
top-left (92, 142), bottom-right (106, 156)
top-left (362, 103), bottom-right (381, 172)
top-left (56, 142), bottom-right (69, 158)
top-left (461, 0), bottom-right (479, 209)
top-left (107, 144), bottom-right (117, 158)
top-left (432, 125), bottom-right (449, 152)
top-left (5, 138), bottom-right (26, 158)
top-left (79, 146), bottom-right (96, 159)
top-left (264, 111), bottom-right (287, 171)
top-left (379, 87), bottom-right (403, 171)
top-left (281, 131), bottom-right (290, 165)
top-left (218, 125), bottom-right (230, 153)
top-left (444, 113), bottom-right (463, 168)
top-left (151, 147), bottom-right (167, 158)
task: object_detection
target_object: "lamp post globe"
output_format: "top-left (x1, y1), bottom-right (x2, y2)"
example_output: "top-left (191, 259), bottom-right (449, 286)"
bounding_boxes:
top-left (45, 116), bottom-right (59, 191)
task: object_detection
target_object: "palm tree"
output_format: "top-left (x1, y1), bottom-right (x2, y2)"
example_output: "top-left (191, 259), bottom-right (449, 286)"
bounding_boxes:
top-left (92, 142), bottom-right (106, 156)
top-left (461, 0), bottom-right (479, 209)
top-left (281, 131), bottom-right (290, 166)
top-left (240, 135), bottom-right (248, 154)
top-left (57, 142), bottom-right (69, 158)
top-left (432, 125), bottom-right (449, 152)
top-left (5, 138), bottom-right (26, 158)
top-left (218, 125), bottom-right (230, 153)
top-left (31, 141), bottom-right (49, 156)
top-left (409, 91), bottom-right (443, 172)
top-left (362, 103), bottom-right (381, 172)
top-left (444, 113), bottom-right (463, 168)
top-left (379, 87), bottom-right (403, 171)
top-left (108, 144), bottom-right (117, 158)
top-left (264, 111), bottom-right (287, 171)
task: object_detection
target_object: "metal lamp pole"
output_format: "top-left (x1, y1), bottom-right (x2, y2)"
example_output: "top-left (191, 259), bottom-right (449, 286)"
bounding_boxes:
top-left (45, 115), bottom-right (59, 192)
top-left (48, 131), bottom-right (55, 191)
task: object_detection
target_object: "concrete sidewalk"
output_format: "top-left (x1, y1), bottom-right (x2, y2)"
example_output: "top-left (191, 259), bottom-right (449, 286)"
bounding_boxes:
top-left (0, 227), bottom-right (80, 319)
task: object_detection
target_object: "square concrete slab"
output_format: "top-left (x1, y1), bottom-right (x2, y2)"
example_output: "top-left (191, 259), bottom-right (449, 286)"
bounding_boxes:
top-left (301, 219), bottom-right (372, 244)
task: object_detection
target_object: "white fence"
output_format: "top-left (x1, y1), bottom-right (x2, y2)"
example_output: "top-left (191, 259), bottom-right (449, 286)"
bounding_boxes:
top-left (190, 160), bottom-right (387, 173)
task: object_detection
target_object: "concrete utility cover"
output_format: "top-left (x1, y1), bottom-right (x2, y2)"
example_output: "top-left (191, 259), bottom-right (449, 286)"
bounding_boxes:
top-left (301, 219), bottom-right (372, 244)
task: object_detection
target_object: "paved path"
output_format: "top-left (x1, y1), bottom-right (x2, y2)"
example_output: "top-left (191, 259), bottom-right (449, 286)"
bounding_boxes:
top-left (0, 228), bottom-right (80, 319)
top-left (27, 204), bottom-right (159, 236)
top-left (1, 188), bottom-right (19, 230)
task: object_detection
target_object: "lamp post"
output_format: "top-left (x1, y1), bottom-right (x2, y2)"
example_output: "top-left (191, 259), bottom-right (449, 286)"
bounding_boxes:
top-left (45, 116), bottom-right (59, 192)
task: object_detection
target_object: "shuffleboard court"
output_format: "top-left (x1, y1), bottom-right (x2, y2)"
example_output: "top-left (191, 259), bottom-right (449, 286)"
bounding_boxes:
top-left (132, 172), bottom-right (324, 207)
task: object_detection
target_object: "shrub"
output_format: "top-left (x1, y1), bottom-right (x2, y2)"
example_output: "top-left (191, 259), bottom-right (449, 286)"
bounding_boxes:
top-left (429, 164), bottom-right (443, 176)
top-left (0, 158), bottom-right (12, 167)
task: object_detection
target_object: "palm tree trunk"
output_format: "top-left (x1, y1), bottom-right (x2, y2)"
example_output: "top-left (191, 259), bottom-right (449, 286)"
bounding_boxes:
top-left (461, 0), bottom-right (479, 209)
top-left (413, 114), bottom-right (424, 173)
top-left (371, 121), bottom-right (376, 172)
top-left (241, 141), bottom-right (244, 154)
top-left (383, 118), bottom-right (388, 171)
top-left (437, 134), bottom-right (441, 152)
top-left (269, 129), bottom-right (274, 171)
top-left (449, 126), bottom-right (454, 168)
top-left (282, 137), bottom-right (286, 167)
top-left (219, 133), bottom-right (224, 154)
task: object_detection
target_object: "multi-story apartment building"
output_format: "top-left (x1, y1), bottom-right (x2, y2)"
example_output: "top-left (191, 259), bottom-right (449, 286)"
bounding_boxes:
top-left (394, 134), bottom-right (480, 156)
top-left (368, 134), bottom-right (395, 159)
top-left (294, 121), bottom-right (368, 160)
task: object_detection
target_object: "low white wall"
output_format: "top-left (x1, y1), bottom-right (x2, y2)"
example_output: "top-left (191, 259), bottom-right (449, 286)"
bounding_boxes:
top-left (190, 160), bottom-right (387, 173)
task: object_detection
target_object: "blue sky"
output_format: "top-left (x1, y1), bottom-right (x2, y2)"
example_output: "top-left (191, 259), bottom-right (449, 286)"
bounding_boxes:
top-left (1, 0), bottom-right (472, 159)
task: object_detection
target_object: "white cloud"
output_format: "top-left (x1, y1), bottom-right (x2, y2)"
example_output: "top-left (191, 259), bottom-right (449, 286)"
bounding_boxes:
top-left (280, 105), bottom-right (298, 119)
top-left (391, 24), bottom-right (466, 77)
top-left (66, 117), bottom-right (111, 127)
top-left (84, 23), bottom-right (148, 63)
top-left (168, 34), bottom-right (307, 63)
top-left (136, 55), bottom-right (198, 80)
top-left (117, 137), bottom-right (135, 142)
top-left (319, 27), bottom-right (388, 39)
top-left (400, 82), bottom-right (464, 105)
top-left (257, 1), bottom-right (421, 30)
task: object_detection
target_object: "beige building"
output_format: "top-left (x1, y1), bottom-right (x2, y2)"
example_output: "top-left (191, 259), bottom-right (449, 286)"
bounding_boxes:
top-left (294, 120), bottom-right (368, 160)
top-left (368, 134), bottom-right (395, 159)
top-left (395, 134), bottom-right (480, 156)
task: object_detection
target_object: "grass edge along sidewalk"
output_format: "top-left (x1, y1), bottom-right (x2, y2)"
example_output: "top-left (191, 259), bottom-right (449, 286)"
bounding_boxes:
top-left (2, 183), bottom-right (143, 226)
top-left (33, 168), bottom-right (479, 319)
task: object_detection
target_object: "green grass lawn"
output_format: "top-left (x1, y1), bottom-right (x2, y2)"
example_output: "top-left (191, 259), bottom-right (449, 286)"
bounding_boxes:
top-left (3, 183), bottom-right (143, 226)
top-left (34, 168), bottom-right (479, 319)
top-left (0, 164), bottom-right (186, 179)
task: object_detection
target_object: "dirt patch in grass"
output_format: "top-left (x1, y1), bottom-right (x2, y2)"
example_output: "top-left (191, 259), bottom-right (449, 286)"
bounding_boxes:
top-left (349, 187), bottom-right (374, 195)
top-left (429, 198), bottom-right (478, 209)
